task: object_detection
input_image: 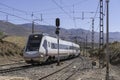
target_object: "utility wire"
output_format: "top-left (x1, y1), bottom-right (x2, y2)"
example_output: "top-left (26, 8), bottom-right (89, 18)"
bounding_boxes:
top-left (93, 1), bottom-right (100, 20)
top-left (71, 0), bottom-right (89, 7)
top-left (85, 1), bottom-right (100, 40)
top-left (72, 5), bottom-right (77, 28)
top-left (33, 0), bottom-right (90, 13)
top-left (52, 0), bottom-right (73, 19)
top-left (94, 1), bottom-right (100, 32)
top-left (33, 11), bottom-right (97, 15)
top-left (0, 10), bottom-right (31, 22)
top-left (0, 2), bottom-right (28, 14)
top-left (0, 3), bottom-right (44, 24)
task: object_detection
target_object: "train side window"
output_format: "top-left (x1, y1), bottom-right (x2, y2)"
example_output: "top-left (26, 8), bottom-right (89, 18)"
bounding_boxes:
top-left (51, 43), bottom-right (55, 49)
top-left (51, 43), bottom-right (69, 49)
top-left (43, 40), bottom-right (47, 49)
top-left (48, 42), bottom-right (51, 48)
top-left (51, 43), bottom-right (58, 49)
top-left (59, 44), bottom-right (68, 49)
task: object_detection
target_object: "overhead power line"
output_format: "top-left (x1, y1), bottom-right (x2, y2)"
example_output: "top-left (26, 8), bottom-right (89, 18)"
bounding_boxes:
top-left (94, 1), bottom-right (100, 33)
top-left (0, 2), bottom-right (28, 14)
top-left (93, 1), bottom-right (100, 20)
top-left (33, 0), bottom-right (90, 13)
top-left (52, 0), bottom-right (72, 19)
top-left (0, 10), bottom-right (31, 22)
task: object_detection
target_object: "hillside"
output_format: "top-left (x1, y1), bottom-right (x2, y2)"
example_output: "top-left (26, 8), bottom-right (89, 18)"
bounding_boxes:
top-left (0, 21), bottom-right (120, 42)
top-left (0, 20), bottom-right (29, 36)
top-left (3, 36), bottom-right (27, 48)
top-left (19, 23), bottom-right (98, 42)
top-left (0, 39), bottom-right (24, 64)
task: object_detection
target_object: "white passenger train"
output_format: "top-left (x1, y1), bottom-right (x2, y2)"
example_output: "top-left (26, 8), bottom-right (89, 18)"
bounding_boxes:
top-left (23, 33), bottom-right (80, 64)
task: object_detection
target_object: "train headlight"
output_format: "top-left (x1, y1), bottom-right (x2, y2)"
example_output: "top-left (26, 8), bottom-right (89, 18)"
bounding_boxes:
top-left (40, 54), bottom-right (44, 57)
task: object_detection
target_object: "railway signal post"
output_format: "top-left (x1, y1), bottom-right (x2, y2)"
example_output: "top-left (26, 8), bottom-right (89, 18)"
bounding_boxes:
top-left (106, 0), bottom-right (109, 80)
top-left (31, 12), bottom-right (34, 34)
top-left (55, 18), bottom-right (60, 66)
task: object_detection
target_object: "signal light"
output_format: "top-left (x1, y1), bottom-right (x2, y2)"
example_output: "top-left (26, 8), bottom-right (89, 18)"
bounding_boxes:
top-left (55, 30), bottom-right (59, 34)
top-left (55, 18), bottom-right (60, 35)
top-left (56, 18), bottom-right (60, 27)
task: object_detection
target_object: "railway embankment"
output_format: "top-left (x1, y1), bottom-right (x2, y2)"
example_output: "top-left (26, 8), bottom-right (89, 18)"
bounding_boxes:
top-left (0, 39), bottom-right (24, 65)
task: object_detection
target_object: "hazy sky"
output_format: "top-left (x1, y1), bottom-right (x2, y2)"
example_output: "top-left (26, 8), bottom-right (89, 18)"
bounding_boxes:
top-left (0, 0), bottom-right (119, 32)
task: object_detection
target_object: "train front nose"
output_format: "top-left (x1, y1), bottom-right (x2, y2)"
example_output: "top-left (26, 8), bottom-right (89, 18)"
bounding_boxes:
top-left (24, 51), bottom-right (41, 62)
top-left (24, 51), bottom-right (46, 63)
top-left (24, 51), bottom-right (39, 58)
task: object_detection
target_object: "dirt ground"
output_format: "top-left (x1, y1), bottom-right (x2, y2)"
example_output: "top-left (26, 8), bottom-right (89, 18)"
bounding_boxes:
top-left (77, 61), bottom-right (120, 80)
top-left (0, 55), bottom-right (24, 65)
top-left (0, 76), bottom-right (30, 80)
top-left (0, 57), bottom-right (120, 80)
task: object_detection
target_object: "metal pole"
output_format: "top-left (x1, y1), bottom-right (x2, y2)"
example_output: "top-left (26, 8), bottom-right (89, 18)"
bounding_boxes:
top-left (99, 0), bottom-right (104, 68)
top-left (55, 18), bottom-right (60, 66)
top-left (6, 15), bottom-right (8, 22)
top-left (57, 33), bottom-right (60, 65)
top-left (83, 39), bottom-right (85, 56)
top-left (32, 21), bottom-right (34, 33)
top-left (31, 12), bottom-right (34, 34)
top-left (86, 35), bottom-right (88, 57)
top-left (92, 18), bottom-right (94, 49)
top-left (82, 32), bottom-right (84, 56)
top-left (106, 0), bottom-right (109, 80)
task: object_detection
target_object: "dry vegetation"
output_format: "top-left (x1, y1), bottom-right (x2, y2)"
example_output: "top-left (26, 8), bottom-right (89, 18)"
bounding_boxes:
top-left (0, 40), bottom-right (22, 55)
top-left (0, 36), bottom-right (27, 64)
top-left (89, 41), bottom-right (120, 65)
top-left (2, 36), bottom-right (27, 56)
top-left (109, 41), bottom-right (120, 65)
top-left (3, 36), bottom-right (27, 48)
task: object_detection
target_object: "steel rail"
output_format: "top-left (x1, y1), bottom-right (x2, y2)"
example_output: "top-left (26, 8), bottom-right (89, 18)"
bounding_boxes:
top-left (38, 57), bottom-right (85, 80)
top-left (0, 64), bottom-right (31, 73)
top-left (38, 59), bottom-right (77, 80)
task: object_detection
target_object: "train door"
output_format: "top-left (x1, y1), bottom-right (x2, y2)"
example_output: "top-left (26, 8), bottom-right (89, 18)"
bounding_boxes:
top-left (43, 39), bottom-right (48, 56)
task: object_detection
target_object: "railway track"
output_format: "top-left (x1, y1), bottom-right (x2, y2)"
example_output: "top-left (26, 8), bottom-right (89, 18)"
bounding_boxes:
top-left (0, 60), bottom-right (25, 68)
top-left (0, 56), bottom-right (92, 80)
top-left (39, 57), bottom-right (91, 80)
top-left (0, 58), bottom-right (75, 74)
top-left (38, 61), bottom-right (74, 80)
top-left (0, 61), bottom-right (55, 74)
top-left (0, 64), bottom-right (32, 73)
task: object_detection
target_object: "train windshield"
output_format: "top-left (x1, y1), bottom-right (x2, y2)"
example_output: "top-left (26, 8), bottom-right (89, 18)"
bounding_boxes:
top-left (26, 34), bottom-right (42, 51)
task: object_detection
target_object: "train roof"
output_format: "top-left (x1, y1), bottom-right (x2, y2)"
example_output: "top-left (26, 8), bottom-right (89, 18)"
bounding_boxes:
top-left (29, 33), bottom-right (79, 46)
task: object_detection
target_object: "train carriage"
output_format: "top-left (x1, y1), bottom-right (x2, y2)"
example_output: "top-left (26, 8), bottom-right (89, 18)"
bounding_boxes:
top-left (23, 33), bottom-right (80, 64)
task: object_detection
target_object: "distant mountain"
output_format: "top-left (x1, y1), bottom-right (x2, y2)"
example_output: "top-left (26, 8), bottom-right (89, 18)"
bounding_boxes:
top-left (19, 23), bottom-right (56, 37)
top-left (18, 23), bottom-right (95, 42)
top-left (19, 23), bottom-right (120, 43)
top-left (109, 32), bottom-right (120, 42)
top-left (0, 20), bottom-right (29, 36)
top-left (0, 21), bottom-right (120, 43)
